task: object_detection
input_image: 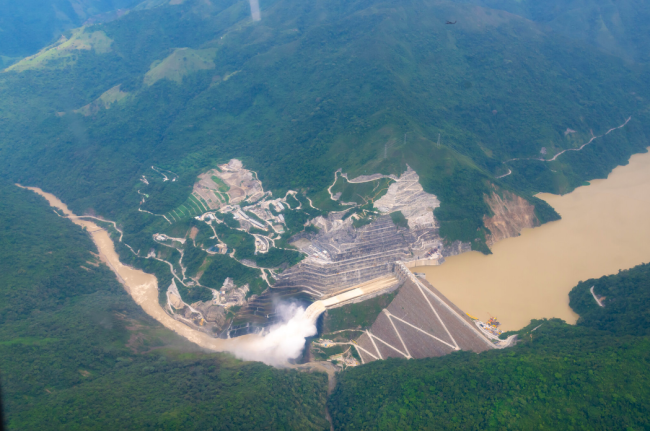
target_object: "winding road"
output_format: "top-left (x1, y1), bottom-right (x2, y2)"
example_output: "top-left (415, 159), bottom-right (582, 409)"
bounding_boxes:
top-left (498, 116), bottom-right (632, 178)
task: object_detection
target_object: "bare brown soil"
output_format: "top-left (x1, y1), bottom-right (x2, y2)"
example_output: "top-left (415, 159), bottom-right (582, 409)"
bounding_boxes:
top-left (483, 190), bottom-right (539, 247)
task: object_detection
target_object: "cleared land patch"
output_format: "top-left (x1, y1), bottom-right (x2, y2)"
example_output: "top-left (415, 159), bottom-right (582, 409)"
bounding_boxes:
top-left (330, 176), bottom-right (394, 205)
top-left (211, 175), bottom-right (230, 192)
top-left (74, 84), bottom-right (129, 116)
top-left (144, 48), bottom-right (216, 86)
top-left (193, 159), bottom-right (265, 210)
top-left (7, 29), bottom-right (113, 72)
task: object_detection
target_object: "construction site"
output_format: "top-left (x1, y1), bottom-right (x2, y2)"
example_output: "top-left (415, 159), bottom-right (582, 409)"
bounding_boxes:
top-left (235, 166), bottom-right (471, 334)
top-left (143, 160), bottom-right (509, 363)
top-left (351, 263), bottom-right (513, 362)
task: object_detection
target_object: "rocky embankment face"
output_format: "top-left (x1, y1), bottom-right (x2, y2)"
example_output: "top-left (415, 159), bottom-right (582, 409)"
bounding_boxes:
top-left (483, 190), bottom-right (539, 247)
top-left (272, 167), bottom-right (453, 297)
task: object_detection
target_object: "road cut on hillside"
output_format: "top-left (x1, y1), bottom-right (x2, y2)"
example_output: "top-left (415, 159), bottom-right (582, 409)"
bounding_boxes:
top-left (17, 185), bottom-right (320, 366)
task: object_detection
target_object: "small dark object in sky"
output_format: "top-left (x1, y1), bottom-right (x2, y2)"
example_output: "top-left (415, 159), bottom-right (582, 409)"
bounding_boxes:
top-left (446, 20), bottom-right (457, 24)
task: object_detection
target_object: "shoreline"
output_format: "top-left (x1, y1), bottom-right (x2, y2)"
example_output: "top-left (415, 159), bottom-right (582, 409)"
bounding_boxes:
top-left (20, 146), bottom-right (650, 346)
top-left (419, 148), bottom-right (650, 330)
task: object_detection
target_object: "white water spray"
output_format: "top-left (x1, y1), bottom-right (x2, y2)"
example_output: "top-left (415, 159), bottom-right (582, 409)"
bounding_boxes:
top-left (230, 302), bottom-right (323, 366)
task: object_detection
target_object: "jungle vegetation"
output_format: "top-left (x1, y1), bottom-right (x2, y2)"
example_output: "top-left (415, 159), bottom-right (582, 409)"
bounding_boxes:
top-left (3, 0), bottom-right (650, 428)
top-left (3, 178), bottom-right (650, 430)
top-left (0, 0), bottom-right (142, 58)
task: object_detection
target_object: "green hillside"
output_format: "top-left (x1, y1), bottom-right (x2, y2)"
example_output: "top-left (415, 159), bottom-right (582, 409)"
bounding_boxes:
top-left (458, 0), bottom-right (650, 63)
top-left (569, 262), bottom-right (650, 336)
top-left (1, 0), bottom-right (649, 259)
top-left (0, 180), bottom-right (329, 430)
top-left (3, 172), bottom-right (650, 429)
top-left (3, 1), bottom-right (650, 427)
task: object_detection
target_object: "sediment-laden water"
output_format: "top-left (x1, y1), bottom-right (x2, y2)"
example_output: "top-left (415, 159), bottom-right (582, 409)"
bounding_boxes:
top-left (17, 186), bottom-right (316, 365)
top-left (419, 149), bottom-right (650, 330)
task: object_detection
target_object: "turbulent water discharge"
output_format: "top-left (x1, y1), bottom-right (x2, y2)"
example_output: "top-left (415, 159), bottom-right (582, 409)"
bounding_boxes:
top-left (17, 185), bottom-right (317, 366)
top-left (420, 149), bottom-right (650, 330)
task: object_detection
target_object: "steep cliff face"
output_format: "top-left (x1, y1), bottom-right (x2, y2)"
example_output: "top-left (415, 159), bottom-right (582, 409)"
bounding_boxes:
top-left (483, 191), bottom-right (539, 247)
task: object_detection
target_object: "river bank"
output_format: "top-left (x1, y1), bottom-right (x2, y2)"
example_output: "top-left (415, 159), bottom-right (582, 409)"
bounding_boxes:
top-left (17, 185), bottom-right (261, 353)
top-left (20, 146), bottom-right (650, 348)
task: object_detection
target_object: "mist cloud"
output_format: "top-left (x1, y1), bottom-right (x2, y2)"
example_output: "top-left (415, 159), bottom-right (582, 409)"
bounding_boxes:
top-left (229, 302), bottom-right (318, 366)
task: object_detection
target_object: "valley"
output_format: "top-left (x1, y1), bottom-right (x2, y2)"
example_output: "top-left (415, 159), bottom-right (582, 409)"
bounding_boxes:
top-left (17, 156), bottom-right (487, 366)
top-left (17, 184), bottom-right (322, 365)
top-left (3, 0), bottom-right (650, 428)
top-left (21, 145), bottom-right (650, 369)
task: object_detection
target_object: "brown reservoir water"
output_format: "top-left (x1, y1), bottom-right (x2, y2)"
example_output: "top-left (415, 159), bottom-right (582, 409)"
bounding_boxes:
top-left (419, 149), bottom-right (650, 331)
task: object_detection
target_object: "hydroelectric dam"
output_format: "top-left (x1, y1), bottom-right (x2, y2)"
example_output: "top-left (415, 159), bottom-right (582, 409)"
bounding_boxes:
top-left (303, 262), bottom-right (515, 363)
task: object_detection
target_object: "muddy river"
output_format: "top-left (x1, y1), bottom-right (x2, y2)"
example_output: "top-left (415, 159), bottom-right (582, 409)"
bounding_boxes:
top-left (17, 186), bottom-right (258, 353)
top-left (419, 149), bottom-right (650, 330)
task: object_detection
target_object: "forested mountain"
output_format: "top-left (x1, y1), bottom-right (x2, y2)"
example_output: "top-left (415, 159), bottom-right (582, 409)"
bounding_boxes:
top-left (1, 0), bottom-right (649, 256)
top-left (3, 179), bottom-right (647, 429)
top-left (2, 2), bottom-right (650, 426)
top-left (570, 262), bottom-right (650, 336)
top-left (0, 0), bottom-right (141, 61)
top-left (458, 0), bottom-right (650, 63)
top-left (0, 180), bottom-right (329, 430)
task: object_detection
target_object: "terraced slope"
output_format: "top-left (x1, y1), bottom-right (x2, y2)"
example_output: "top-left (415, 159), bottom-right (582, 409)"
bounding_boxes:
top-left (274, 216), bottom-right (448, 295)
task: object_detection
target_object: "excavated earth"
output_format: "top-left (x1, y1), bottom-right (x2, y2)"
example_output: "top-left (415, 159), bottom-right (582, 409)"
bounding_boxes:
top-left (232, 167), bottom-right (472, 336)
top-left (483, 190), bottom-right (539, 247)
top-left (233, 214), bottom-right (471, 336)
